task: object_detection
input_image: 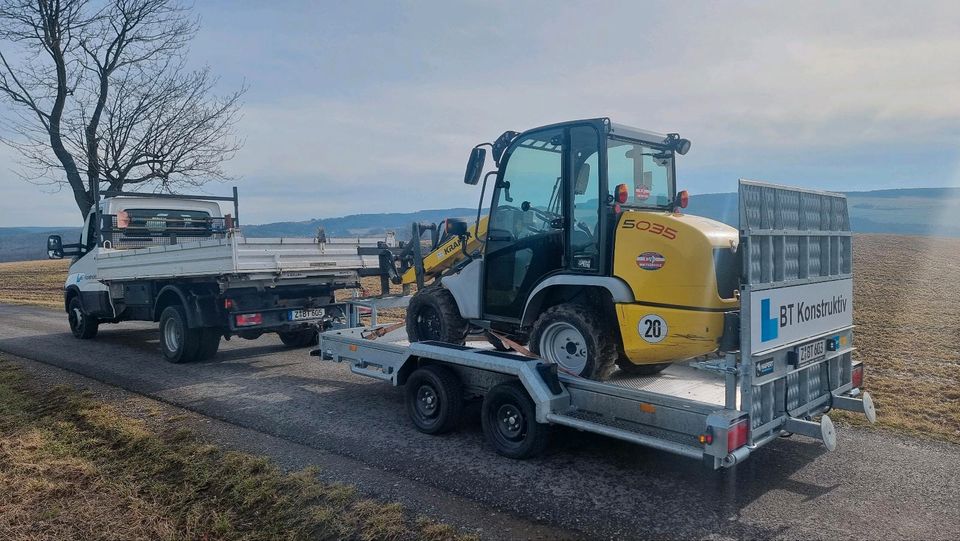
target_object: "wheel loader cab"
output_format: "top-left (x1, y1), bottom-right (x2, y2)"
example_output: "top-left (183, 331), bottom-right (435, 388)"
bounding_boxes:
top-left (480, 119), bottom-right (676, 323)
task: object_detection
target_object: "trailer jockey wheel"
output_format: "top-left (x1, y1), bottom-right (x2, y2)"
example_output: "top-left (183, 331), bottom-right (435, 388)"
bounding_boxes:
top-left (481, 382), bottom-right (550, 459)
top-left (404, 365), bottom-right (464, 434)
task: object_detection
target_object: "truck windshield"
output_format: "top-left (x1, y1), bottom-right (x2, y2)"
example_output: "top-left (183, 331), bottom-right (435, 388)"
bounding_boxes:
top-left (607, 138), bottom-right (674, 208)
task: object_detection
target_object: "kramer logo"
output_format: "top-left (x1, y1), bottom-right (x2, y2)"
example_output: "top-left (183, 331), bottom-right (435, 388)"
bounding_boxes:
top-left (760, 294), bottom-right (849, 342)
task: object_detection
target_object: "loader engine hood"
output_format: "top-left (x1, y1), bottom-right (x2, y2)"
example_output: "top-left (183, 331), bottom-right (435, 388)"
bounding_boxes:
top-left (612, 211), bottom-right (739, 311)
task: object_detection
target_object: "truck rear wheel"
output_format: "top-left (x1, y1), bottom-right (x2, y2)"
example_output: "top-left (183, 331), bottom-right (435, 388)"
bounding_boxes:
top-left (160, 305), bottom-right (201, 363)
top-left (405, 286), bottom-right (468, 344)
top-left (529, 303), bottom-right (617, 380)
top-left (405, 365), bottom-right (463, 434)
top-left (278, 329), bottom-right (318, 348)
top-left (196, 328), bottom-right (222, 361)
top-left (481, 382), bottom-right (549, 459)
top-left (67, 296), bottom-right (98, 339)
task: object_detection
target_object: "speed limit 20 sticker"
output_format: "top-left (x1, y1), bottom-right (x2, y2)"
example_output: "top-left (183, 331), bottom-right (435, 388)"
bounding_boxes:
top-left (638, 314), bottom-right (668, 343)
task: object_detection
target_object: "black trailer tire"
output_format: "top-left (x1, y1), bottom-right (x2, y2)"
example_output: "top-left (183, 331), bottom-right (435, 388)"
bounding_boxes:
top-left (196, 328), bottom-right (222, 360)
top-left (529, 302), bottom-right (617, 380)
top-left (405, 365), bottom-right (464, 434)
top-left (159, 305), bottom-right (201, 363)
top-left (615, 359), bottom-right (671, 376)
top-left (278, 329), bottom-right (318, 348)
top-left (67, 295), bottom-right (99, 339)
top-left (481, 382), bottom-right (549, 459)
top-left (405, 286), bottom-right (468, 344)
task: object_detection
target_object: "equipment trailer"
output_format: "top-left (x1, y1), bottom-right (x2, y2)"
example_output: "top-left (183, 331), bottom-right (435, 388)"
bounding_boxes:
top-left (318, 180), bottom-right (877, 468)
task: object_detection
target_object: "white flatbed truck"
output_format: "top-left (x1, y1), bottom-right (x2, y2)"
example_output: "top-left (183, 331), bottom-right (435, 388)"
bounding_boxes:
top-left (48, 188), bottom-right (394, 363)
top-left (317, 181), bottom-right (877, 467)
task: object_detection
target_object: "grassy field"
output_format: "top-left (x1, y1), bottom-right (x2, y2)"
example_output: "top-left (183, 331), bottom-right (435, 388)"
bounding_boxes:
top-left (0, 359), bottom-right (468, 541)
top-left (0, 234), bottom-right (957, 442)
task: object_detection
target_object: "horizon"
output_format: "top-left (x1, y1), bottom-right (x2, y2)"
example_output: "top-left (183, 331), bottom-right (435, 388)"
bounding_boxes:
top-left (2, 1), bottom-right (959, 226)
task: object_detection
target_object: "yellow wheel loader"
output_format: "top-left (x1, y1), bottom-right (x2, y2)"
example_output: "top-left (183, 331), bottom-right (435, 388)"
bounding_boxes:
top-left (385, 118), bottom-right (740, 380)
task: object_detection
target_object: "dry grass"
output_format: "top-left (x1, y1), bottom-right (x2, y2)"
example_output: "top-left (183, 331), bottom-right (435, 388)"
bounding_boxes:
top-left (2, 234), bottom-right (958, 442)
top-left (844, 235), bottom-right (960, 441)
top-left (0, 259), bottom-right (70, 309)
top-left (0, 359), bottom-right (470, 541)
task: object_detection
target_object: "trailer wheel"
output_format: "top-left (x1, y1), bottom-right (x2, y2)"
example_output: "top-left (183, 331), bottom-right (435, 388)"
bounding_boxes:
top-left (196, 328), bottom-right (222, 360)
top-left (405, 365), bottom-right (464, 434)
top-left (481, 382), bottom-right (549, 459)
top-left (406, 287), bottom-right (468, 344)
top-left (278, 329), bottom-right (318, 348)
top-left (159, 305), bottom-right (201, 363)
top-left (615, 359), bottom-right (671, 376)
top-left (529, 303), bottom-right (617, 380)
top-left (67, 296), bottom-right (98, 339)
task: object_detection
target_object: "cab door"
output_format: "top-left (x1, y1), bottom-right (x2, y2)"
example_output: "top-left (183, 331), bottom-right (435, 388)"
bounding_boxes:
top-left (482, 128), bottom-right (566, 320)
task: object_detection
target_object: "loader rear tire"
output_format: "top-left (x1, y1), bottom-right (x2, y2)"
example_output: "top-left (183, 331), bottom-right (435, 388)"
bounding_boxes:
top-left (406, 286), bottom-right (468, 344)
top-left (529, 302), bottom-right (617, 380)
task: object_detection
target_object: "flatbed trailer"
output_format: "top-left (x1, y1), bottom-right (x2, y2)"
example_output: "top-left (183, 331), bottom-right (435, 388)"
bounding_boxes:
top-left (317, 180), bottom-right (878, 468)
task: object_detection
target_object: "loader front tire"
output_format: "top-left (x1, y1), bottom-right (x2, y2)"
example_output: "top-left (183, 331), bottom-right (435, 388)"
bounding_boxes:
top-left (615, 359), bottom-right (671, 376)
top-left (406, 286), bottom-right (468, 344)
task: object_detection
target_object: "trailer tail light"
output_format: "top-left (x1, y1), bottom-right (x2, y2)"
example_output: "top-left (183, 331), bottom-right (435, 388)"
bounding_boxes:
top-left (235, 313), bottom-right (262, 327)
top-left (852, 363), bottom-right (864, 389)
top-left (728, 419), bottom-right (749, 452)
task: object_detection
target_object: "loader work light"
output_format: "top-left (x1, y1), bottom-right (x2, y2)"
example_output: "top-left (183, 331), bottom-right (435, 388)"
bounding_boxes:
top-left (615, 183), bottom-right (629, 204)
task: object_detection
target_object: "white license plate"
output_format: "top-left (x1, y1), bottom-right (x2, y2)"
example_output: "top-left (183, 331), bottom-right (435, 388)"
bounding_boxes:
top-left (289, 308), bottom-right (325, 321)
top-left (797, 340), bottom-right (826, 365)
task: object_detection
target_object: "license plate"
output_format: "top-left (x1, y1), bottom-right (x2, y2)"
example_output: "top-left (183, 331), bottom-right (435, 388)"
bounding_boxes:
top-left (796, 340), bottom-right (826, 365)
top-left (289, 308), bottom-right (325, 321)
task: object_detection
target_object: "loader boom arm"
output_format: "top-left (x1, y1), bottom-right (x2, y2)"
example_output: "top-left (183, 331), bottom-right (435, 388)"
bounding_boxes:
top-left (400, 216), bottom-right (489, 285)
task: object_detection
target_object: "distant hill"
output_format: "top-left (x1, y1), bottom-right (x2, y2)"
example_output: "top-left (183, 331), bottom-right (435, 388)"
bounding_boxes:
top-left (2, 187), bottom-right (958, 262)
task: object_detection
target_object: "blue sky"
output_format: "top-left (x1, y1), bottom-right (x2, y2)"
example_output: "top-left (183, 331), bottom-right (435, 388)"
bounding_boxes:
top-left (2, 0), bottom-right (959, 226)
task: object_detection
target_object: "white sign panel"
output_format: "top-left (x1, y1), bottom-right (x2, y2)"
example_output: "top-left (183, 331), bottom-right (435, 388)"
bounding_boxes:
top-left (748, 279), bottom-right (853, 355)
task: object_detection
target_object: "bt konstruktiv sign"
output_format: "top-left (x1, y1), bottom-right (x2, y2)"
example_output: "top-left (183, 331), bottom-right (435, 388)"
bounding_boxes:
top-left (748, 279), bottom-right (853, 355)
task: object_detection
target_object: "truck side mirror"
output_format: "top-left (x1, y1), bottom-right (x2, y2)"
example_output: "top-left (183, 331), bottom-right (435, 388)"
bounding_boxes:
top-left (464, 147), bottom-right (486, 185)
top-left (47, 235), bottom-right (63, 259)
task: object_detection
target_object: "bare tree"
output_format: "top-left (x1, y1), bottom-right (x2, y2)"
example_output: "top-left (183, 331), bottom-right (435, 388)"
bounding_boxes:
top-left (0, 0), bottom-right (243, 218)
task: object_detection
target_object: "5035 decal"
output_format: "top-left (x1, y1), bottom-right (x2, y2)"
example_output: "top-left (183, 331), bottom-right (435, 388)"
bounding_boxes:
top-left (620, 219), bottom-right (678, 240)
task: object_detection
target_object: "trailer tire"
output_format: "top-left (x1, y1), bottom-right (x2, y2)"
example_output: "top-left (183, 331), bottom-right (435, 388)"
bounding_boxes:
top-left (406, 286), bottom-right (468, 345)
top-left (615, 359), bottom-right (671, 376)
top-left (405, 365), bottom-right (463, 434)
top-left (529, 303), bottom-right (617, 380)
top-left (481, 382), bottom-right (549, 459)
top-left (159, 305), bottom-right (201, 363)
top-left (278, 329), bottom-right (318, 348)
top-left (67, 296), bottom-right (99, 339)
top-left (196, 328), bottom-right (222, 360)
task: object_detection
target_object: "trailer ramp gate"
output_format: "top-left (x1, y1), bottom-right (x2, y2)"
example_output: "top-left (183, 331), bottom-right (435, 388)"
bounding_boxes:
top-left (738, 179), bottom-right (874, 451)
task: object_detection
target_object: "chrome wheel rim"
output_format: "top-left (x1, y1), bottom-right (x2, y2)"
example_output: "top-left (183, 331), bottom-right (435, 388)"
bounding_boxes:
top-left (163, 317), bottom-right (182, 352)
top-left (539, 321), bottom-right (588, 375)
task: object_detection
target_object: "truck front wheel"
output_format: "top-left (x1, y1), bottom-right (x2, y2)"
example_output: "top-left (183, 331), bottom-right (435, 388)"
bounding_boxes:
top-left (67, 296), bottom-right (98, 339)
top-left (159, 305), bottom-right (201, 363)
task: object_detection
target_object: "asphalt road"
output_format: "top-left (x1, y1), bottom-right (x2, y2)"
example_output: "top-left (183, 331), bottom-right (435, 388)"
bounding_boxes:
top-left (2, 303), bottom-right (958, 540)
